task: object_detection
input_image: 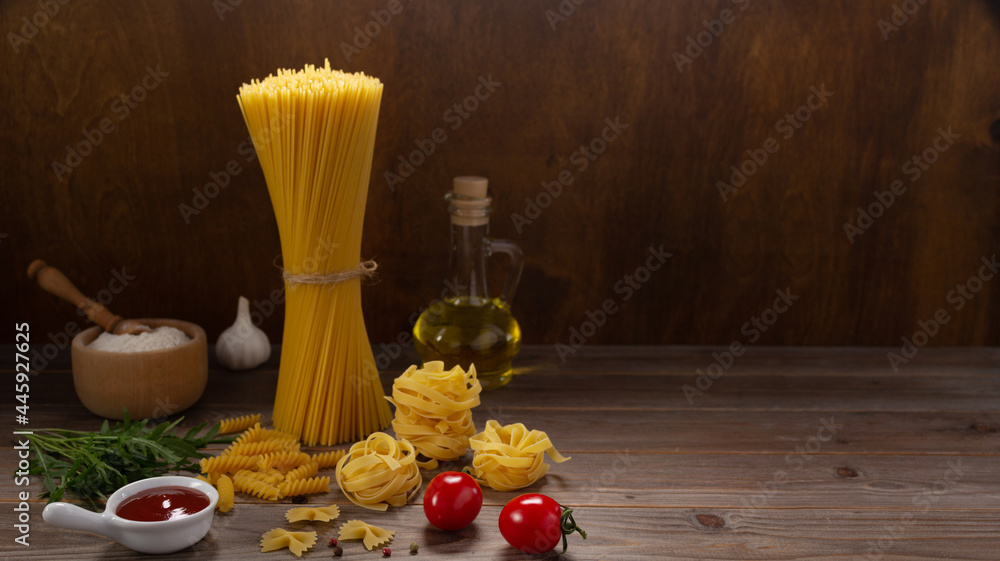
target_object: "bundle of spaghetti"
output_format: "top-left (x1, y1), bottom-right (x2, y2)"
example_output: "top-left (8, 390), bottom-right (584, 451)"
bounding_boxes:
top-left (236, 60), bottom-right (391, 445)
top-left (468, 420), bottom-right (571, 491)
top-left (386, 361), bottom-right (482, 468)
top-left (335, 432), bottom-right (422, 511)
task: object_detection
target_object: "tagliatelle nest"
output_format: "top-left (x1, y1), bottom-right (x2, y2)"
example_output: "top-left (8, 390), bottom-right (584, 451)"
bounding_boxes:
top-left (386, 361), bottom-right (482, 469)
top-left (468, 420), bottom-right (570, 491)
top-left (335, 432), bottom-right (422, 511)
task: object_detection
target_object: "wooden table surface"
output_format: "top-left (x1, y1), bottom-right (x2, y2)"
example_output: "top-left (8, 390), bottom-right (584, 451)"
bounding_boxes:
top-left (2, 345), bottom-right (999, 560)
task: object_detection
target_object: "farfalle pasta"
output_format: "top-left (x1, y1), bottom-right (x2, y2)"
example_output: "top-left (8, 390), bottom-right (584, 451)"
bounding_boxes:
top-left (260, 528), bottom-right (317, 557)
top-left (338, 520), bottom-right (394, 550)
top-left (468, 420), bottom-right (570, 491)
top-left (386, 361), bottom-right (482, 469)
top-left (285, 504), bottom-right (340, 523)
top-left (335, 432), bottom-right (421, 511)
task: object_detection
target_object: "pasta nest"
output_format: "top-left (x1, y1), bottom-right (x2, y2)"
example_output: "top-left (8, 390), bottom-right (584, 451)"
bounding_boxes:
top-left (386, 361), bottom-right (482, 468)
top-left (469, 420), bottom-right (571, 491)
top-left (335, 432), bottom-right (422, 511)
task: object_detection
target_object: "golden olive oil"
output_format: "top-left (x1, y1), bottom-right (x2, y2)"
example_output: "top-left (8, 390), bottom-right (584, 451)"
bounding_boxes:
top-left (413, 296), bottom-right (521, 390)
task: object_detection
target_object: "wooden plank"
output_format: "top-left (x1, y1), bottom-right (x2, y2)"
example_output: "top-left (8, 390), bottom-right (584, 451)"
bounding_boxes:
top-left (8, 362), bottom-right (1000, 413)
top-left (6, 345), bottom-right (1000, 378)
top-left (4, 506), bottom-right (998, 560)
top-left (6, 452), bottom-right (995, 511)
top-left (7, 400), bottom-right (998, 455)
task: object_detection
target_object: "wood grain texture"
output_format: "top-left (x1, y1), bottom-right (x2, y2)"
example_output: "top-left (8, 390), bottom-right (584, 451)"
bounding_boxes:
top-left (1, 345), bottom-right (998, 559)
top-left (3, 1), bottom-right (1000, 346)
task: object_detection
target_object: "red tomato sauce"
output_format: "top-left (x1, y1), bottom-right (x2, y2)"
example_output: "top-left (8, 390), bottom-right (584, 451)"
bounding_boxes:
top-left (115, 486), bottom-right (210, 522)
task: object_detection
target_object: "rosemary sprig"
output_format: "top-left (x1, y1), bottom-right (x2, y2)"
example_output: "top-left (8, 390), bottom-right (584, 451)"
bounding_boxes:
top-left (27, 411), bottom-right (234, 508)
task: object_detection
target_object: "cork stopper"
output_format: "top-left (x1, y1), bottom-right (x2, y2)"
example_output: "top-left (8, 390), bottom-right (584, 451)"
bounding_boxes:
top-left (449, 176), bottom-right (491, 226)
top-left (453, 176), bottom-right (489, 199)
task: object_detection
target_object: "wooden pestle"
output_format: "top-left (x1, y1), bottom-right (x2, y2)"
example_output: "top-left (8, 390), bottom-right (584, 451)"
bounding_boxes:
top-left (27, 260), bottom-right (152, 335)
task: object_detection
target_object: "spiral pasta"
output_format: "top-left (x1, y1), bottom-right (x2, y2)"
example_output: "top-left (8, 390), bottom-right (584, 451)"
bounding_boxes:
top-left (234, 469), bottom-right (284, 486)
top-left (225, 439), bottom-right (298, 457)
top-left (233, 474), bottom-right (281, 500)
top-left (310, 450), bottom-right (346, 469)
top-left (285, 461), bottom-right (319, 482)
top-left (386, 361), bottom-right (481, 469)
top-left (335, 432), bottom-right (421, 511)
top-left (258, 451), bottom-right (312, 473)
top-left (278, 476), bottom-right (331, 498)
top-left (216, 474), bottom-right (235, 512)
top-left (200, 454), bottom-right (262, 475)
top-left (468, 420), bottom-right (570, 491)
top-left (219, 413), bottom-right (262, 434)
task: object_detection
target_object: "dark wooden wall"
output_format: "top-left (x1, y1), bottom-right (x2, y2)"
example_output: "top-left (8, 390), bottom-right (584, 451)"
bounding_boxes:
top-left (3, 0), bottom-right (1000, 348)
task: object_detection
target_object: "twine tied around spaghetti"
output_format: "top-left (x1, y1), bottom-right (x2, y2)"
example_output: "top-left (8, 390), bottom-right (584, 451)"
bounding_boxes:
top-left (281, 260), bottom-right (379, 288)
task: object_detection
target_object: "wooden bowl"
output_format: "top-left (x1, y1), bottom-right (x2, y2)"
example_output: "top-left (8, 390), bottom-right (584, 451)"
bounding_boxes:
top-left (71, 319), bottom-right (208, 420)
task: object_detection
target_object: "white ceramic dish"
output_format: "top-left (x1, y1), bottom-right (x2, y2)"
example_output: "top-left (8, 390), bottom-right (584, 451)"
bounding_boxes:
top-left (42, 475), bottom-right (218, 554)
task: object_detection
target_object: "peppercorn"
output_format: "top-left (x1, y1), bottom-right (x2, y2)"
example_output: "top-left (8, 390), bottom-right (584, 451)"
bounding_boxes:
top-left (409, 542), bottom-right (419, 555)
top-left (383, 547), bottom-right (392, 557)
top-left (332, 545), bottom-right (343, 557)
top-left (328, 538), bottom-right (338, 547)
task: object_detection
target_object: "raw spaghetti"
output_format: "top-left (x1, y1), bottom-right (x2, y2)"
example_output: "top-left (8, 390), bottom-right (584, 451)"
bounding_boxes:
top-left (236, 60), bottom-right (391, 445)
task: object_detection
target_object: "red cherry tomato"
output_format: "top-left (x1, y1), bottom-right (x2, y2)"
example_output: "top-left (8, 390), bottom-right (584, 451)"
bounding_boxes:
top-left (423, 472), bottom-right (483, 531)
top-left (499, 494), bottom-right (586, 554)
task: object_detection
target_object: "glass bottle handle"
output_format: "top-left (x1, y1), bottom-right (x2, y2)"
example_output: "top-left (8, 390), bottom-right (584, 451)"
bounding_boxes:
top-left (487, 238), bottom-right (524, 306)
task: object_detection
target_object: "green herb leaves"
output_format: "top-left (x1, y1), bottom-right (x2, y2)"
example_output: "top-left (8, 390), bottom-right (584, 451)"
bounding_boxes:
top-left (28, 411), bottom-right (234, 507)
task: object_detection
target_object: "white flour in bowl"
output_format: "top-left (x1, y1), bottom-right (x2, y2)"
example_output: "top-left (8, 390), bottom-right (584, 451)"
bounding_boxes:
top-left (88, 326), bottom-right (190, 353)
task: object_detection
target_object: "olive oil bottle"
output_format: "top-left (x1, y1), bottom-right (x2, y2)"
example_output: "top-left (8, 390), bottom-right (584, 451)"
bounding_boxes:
top-left (413, 177), bottom-right (524, 390)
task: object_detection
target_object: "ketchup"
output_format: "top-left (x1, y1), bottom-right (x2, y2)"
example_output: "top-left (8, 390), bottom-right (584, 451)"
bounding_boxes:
top-left (115, 486), bottom-right (210, 522)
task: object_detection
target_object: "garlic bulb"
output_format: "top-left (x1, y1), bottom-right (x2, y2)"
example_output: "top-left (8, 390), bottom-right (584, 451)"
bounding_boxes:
top-left (216, 296), bottom-right (271, 370)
